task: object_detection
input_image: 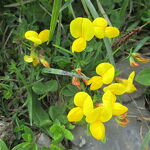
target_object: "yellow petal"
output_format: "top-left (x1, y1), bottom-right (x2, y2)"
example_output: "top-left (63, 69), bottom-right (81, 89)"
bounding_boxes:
top-left (98, 102), bottom-right (112, 122)
top-left (25, 31), bottom-right (42, 44)
top-left (96, 62), bottom-right (114, 76)
top-left (24, 55), bottom-right (33, 63)
top-left (32, 58), bottom-right (39, 66)
top-left (128, 71), bottom-right (135, 82)
top-left (81, 18), bottom-right (94, 41)
top-left (38, 29), bottom-right (50, 43)
top-left (86, 107), bottom-right (100, 123)
top-left (67, 107), bottom-right (83, 122)
top-left (94, 27), bottom-right (105, 39)
top-left (103, 83), bottom-right (126, 95)
top-left (90, 122), bottom-right (105, 140)
top-left (93, 18), bottom-right (108, 27)
top-left (83, 97), bottom-right (93, 116)
top-left (70, 17), bottom-right (83, 38)
top-left (70, 17), bottom-right (94, 41)
top-left (72, 38), bottom-right (87, 52)
top-left (74, 92), bottom-right (91, 107)
top-left (112, 103), bottom-right (128, 116)
top-left (88, 76), bottom-right (103, 90)
top-left (126, 84), bottom-right (137, 93)
top-left (104, 27), bottom-right (120, 38)
top-left (121, 72), bottom-right (137, 93)
top-left (102, 67), bottom-right (115, 84)
top-left (102, 90), bottom-right (116, 103)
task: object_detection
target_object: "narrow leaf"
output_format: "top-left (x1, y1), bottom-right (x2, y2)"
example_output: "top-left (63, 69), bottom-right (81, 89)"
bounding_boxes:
top-left (134, 37), bottom-right (150, 52)
top-left (42, 68), bottom-right (89, 79)
top-left (0, 140), bottom-right (9, 150)
top-left (48, 0), bottom-right (62, 43)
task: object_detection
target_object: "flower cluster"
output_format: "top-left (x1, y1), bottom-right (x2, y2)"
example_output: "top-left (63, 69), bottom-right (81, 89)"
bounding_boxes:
top-left (24, 29), bottom-right (50, 67)
top-left (70, 17), bottom-right (120, 52)
top-left (67, 62), bottom-right (137, 140)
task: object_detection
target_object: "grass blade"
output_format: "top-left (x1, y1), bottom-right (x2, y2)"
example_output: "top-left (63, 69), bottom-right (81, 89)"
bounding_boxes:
top-left (48, 0), bottom-right (62, 43)
top-left (134, 37), bottom-right (150, 52)
top-left (140, 129), bottom-right (150, 150)
top-left (60, 0), bottom-right (74, 12)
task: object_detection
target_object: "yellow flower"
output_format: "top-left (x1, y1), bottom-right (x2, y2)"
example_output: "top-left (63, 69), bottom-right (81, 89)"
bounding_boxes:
top-left (24, 52), bottom-right (39, 66)
top-left (103, 83), bottom-right (126, 95)
top-left (67, 92), bottom-right (93, 122)
top-left (93, 17), bottom-right (120, 39)
top-left (88, 62), bottom-right (115, 90)
top-left (93, 17), bottom-right (108, 39)
top-left (85, 98), bottom-right (112, 140)
top-left (102, 90), bottom-right (128, 116)
top-left (70, 17), bottom-right (94, 52)
top-left (24, 52), bottom-right (50, 67)
top-left (118, 72), bottom-right (137, 93)
top-left (25, 29), bottom-right (50, 45)
top-left (70, 17), bottom-right (94, 41)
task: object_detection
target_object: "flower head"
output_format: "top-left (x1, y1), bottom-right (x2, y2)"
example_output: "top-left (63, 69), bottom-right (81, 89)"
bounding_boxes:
top-left (93, 18), bottom-right (120, 39)
top-left (24, 52), bottom-right (50, 68)
top-left (67, 92), bottom-right (93, 122)
top-left (24, 52), bottom-right (39, 66)
top-left (102, 90), bottom-right (128, 116)
top-left (70, 17), bottom-right (94, 52)
top-left (88, 63), bottom-right (115, 90)
top-left (25, 29), bottom-right (50, 45)
top-left (117, 71), bottom-right (137, 93)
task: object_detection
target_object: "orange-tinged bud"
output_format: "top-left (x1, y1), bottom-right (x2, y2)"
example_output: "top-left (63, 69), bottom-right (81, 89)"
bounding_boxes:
top-left (76, 68), bottom-right (82, 75)
top-left (40, 59), bottom-right (50, 68)
top-left (72, 77), bottom-right (81, 89)
top-left (82, 78), bottom-right (89, 85)
top-left (75, 68), bottom-right (88, 85)
top-left (132, 53), bottom-right (149, 63)
top-left (115, 112), bottom-right (129, 127)
top-left (95, 103), bottom-right (103, 107)
top-left (129, 56), bottom-right (139, 67)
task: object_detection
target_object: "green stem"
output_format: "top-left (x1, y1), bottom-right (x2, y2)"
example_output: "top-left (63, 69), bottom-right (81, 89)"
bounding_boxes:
top-left (104, 38), bottom-right (116, 67)
top-left (96, 0), bottom-right (112, 26)
top-left (81, 0), bottom-right (91, 18)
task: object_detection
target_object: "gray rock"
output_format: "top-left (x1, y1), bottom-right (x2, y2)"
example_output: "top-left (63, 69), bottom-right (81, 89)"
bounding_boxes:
top-left (36, 133), bottom-right (51, 149)
top-left (0, 116), bottom-right (15, 145)
top-left (71, 98), bottom-right (150, 150)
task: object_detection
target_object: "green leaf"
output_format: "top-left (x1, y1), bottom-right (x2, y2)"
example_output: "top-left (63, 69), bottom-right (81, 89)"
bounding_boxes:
top-left (63, 129), bottom-right (74, 140)
top-left (48, 0), bottom-right (62, 43)
top-left (32, 80), bottom-right (58, 95)
top-left (12, 142), bottom-right (30, 150)
top-left (0, 140), bottom-right (9, 150)
top-left (39, 120), bottom-right (52, 128)
top-left (48, 106), bottom-right (67, 123)
top-left (61, 84), bottom-right (78, 97)
top-left (49, 124), bottom-right (63, 141)
top-left (134, 37), bottom-right (150, 53)
top-left (31, 90), bottom-right (51, 127)
top-left (45, 80), bottom-right (58, 92)
top-left (135, 68), bottom-right (150, 85)
top-left (32, 82), bottom-right (46, 95)
top-left (22, 133), bottom-right (32, 142)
